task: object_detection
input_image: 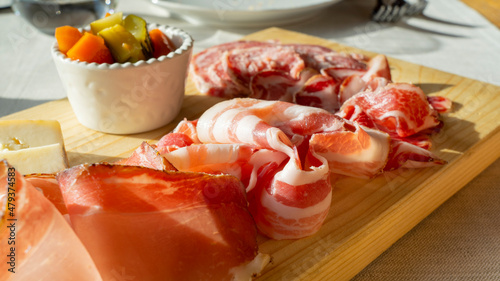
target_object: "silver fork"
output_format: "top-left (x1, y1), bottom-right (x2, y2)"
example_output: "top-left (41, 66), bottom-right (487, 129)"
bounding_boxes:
top-left (371, 0), bottom-right (428, 22)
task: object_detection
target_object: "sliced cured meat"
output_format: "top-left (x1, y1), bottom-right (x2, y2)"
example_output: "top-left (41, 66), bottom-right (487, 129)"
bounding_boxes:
top-left (285, 43), bottom-right (337, 69)
top-left (25, 173), bottom-right (68, 216)
top-left (196, 98), bottom-right (391, 178)
top-left (155, 132), bottom-right (196, 154)
top-left (162, 143), bottom-right (289, 192)
top-left (190, 41), bottom-right (395, 109)
top-left (340, 83), bottom-right (440, 137)
top-left (0, 160), bottom-right (102, 281)
top-left (249, 70), bottom-right (299, 102)
top-left (384, 140), bottom-right (447, 171)
top-left (172, 119), bottom-right (201, 144)
top-left (116, 141), bottom-right (176, 171)
top-left (189, 40), bottom-right (273, 97)
top-left (196, 98), bottom-right (297, 159)
top-left (310, 123), bottom-right (391, 178)
top-left (318, 53), bottom-right (367, 79)
top-left (295, 74), bottom-right (340, 113)
top-left (336, 103), bottom-right (377, 128)
top-left (248, 150), bottom-right (332, 239)
top-left (427, 96), bottom-right (452, 113)
top-left (56, 164), bottom-right (270, 281)
top-left (393, 133), bottom-right (433, 150)
top-left (337, 56), bottom-right (391, 106)
top-left (225, 45), bottom-right (305, 90)
top-left (163, 143), bottom-right (255, 184)
top-left (363, 54), bottom-right (392, 82)
top-left (338, 75), bottom-right (368, 105)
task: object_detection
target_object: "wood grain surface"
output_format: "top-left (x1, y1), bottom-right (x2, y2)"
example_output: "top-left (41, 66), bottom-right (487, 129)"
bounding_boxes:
top-left (462, 0), bottom-right (500, 28)
top-left (2, 28), bottom-right (500, 280)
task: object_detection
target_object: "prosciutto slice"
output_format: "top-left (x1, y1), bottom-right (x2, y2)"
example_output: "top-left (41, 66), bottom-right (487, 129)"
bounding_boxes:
top-left (116, 141), bottom-right (176, 171)
top-left (56, 164), bottom-right (269, 281)
top-left (24, 173), bottom-right (68, 216)
top-left (0, 160), bottom-right (102, 281)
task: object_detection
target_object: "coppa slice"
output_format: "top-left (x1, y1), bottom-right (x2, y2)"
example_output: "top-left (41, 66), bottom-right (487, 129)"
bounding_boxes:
top-left (189, 40), bottom-right (274, 97)
top-left (56, 164), bottom-right (269, 281)
top-left (339, 83), bottom-right (441, 137)
top-left (225, 45), bottom-right (305, 90)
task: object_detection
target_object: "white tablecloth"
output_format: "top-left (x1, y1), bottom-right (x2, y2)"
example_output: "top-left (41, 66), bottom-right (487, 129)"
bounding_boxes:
top-left (1, 0), bottom-right (499, 279)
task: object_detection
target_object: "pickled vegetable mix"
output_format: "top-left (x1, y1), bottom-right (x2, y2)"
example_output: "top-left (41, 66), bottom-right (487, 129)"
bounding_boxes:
top-left (55, 12), bottom-right (174, 64)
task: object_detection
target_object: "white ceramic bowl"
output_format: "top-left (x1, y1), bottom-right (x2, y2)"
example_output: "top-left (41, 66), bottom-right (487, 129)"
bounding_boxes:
top-left (51, 23), bottom-right (193, 134)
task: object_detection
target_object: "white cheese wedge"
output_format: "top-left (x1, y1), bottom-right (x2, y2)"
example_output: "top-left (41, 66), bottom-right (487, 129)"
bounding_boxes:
top-left (0, 120), bottom-right (69, 175)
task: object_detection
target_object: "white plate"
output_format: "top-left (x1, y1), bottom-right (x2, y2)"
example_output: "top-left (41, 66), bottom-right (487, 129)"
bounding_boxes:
top-left (0, 0), bottom-right (11, 9)
top-left (150, 0), bottom-right (343, 27)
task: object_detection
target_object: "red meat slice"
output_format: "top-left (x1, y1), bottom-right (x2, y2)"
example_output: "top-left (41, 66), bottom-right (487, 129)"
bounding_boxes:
top-left (340, 83), bottom-right (440, 137)
top-left (0, 160), bottom-right (102, 281)
top-left (115, 141), bottom-right (176, 171)
top-left (295, 74), bottom-right (341, 112)
top-left (225, 45), bottom-right (305, 90)
top-left (56, 164), bottom-right (269, 281)
top-left (25, 173), bottom-right (68, 216)
top-left (190, 40), bottom-right (273, 97)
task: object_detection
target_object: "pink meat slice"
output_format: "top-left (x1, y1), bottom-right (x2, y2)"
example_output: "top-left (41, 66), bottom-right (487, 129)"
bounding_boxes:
top-left (249, 70), bottom-right (299, 102)
top-left (196, 98), bottom-right (391, 178)
top-left (0, 160), bottom-right (102, 281)
top-left (24, 173), bottom-right (68, 216)
top-left (340, 83), bottom-right (441, 137)
top-left (56, 163), bottom-right (269, 281)
top-left (285, 43), bottom-right (337, 69)
top-left (115, 141), bottom-right (176, 171)
top-left (295, 74), bottom-right (341, 113)
top-left (189, 40), bottom-right (273, 97)
top-left (427, 95), bottom-right (453, 113)
top-left (225, 45), bottom-right (306, 90)
top-left (384, 140), bottom-right (447, 171)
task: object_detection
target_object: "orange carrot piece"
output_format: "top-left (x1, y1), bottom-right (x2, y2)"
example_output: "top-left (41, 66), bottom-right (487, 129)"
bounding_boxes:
top-left (149, 28), bottom-right (174, 58)
top-left (93, 46), bottom-right (115, 64)
top-left (55, 25), bottom-right (83, 54)
top-left (66, 33), bottom-right (114, 64)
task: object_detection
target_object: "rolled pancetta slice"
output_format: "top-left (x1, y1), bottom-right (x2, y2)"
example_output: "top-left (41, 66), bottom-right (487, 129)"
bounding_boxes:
top-left (197, 98), bottom-right (391, 178)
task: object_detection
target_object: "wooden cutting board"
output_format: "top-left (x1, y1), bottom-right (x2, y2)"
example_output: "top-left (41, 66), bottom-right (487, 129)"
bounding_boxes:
top-left (2, 28), bottom-right (500, 280)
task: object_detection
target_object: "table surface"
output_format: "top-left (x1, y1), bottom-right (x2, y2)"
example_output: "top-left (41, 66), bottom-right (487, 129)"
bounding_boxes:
top-left (1, 0), bottom-right (499, 280)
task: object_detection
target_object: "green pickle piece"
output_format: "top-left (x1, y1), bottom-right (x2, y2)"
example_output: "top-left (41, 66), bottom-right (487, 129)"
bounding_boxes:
top-left (98, 24), bottom-right (145, 63)
top-left (90, 12), bottom-right (123, 35)
top-left (123, 14), bottom-right (153, 59)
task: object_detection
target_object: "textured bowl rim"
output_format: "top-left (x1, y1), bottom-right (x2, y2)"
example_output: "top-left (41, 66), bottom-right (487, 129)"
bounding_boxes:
top-left (51, 23), bottom-right (194, 70)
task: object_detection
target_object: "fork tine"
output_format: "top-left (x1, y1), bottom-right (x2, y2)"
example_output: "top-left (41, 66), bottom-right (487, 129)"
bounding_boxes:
top-left (372, 5), bottom-right (387, 22)
top-left (386, 5), bottom-right (401, 22)
top-left (371, 0), bottom-right (427, 23)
